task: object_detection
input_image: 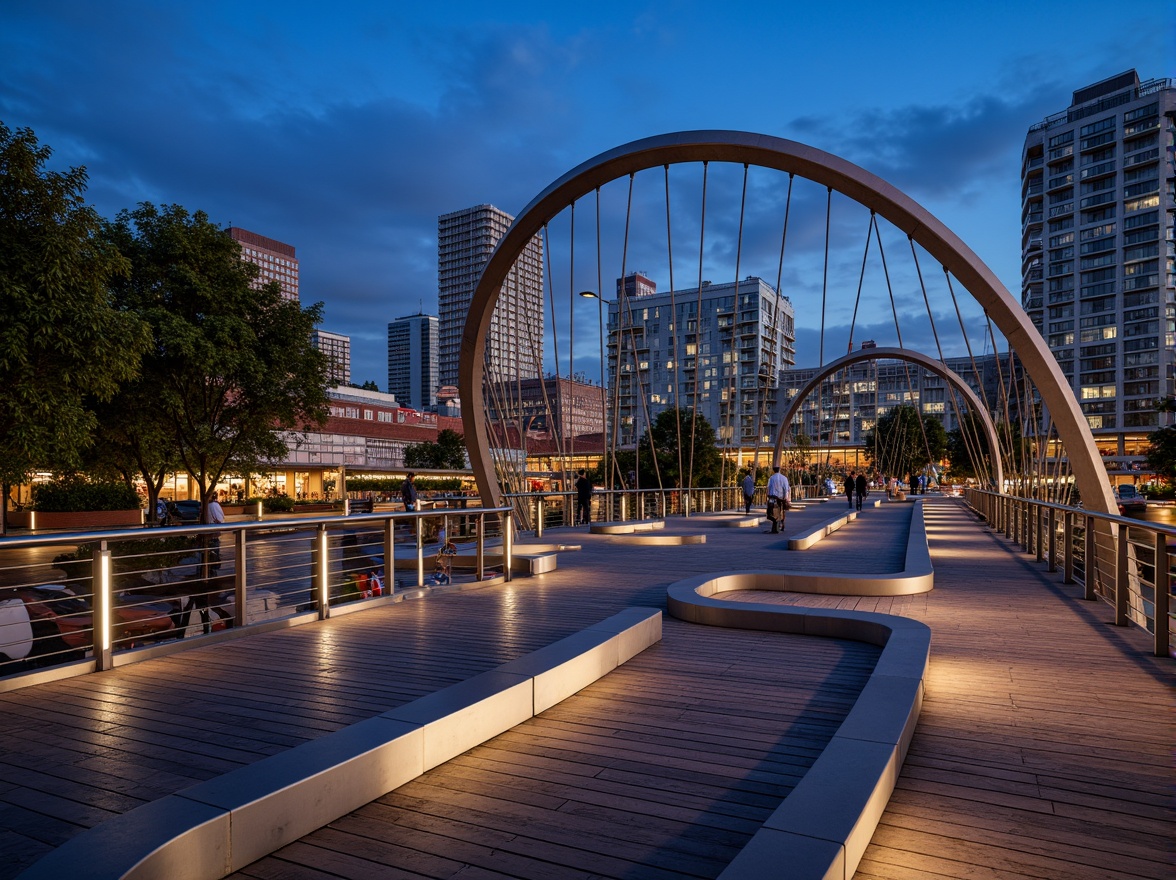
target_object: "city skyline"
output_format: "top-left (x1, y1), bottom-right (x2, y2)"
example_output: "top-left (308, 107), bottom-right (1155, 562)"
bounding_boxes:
top-left (2, 1), bottom-right (1172, 385)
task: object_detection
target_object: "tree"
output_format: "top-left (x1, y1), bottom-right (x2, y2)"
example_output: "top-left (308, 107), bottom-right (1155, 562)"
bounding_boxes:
top-left (404, 428), bottom-right (467, 470)
top-left (613, 407), bottom-right (721, 488)
top-left (350, 380), bottom-right (379, 391)
top-left (864, 405), bottom-right (947, 481)
top-left (1144, 398), bottom-right (1176, 483)
top-left (0, 124), bottom-right (149, 529)
top-left (101, 203), bottom-right (331, 522)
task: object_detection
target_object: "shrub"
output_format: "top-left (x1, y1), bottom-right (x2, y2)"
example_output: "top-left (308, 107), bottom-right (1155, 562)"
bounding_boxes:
top-left (32, 477), bottom-right (141, 511)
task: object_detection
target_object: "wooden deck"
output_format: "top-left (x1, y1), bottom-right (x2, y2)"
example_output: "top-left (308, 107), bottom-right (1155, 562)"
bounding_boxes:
top-left (1, 498), bottom-right (1172, 879)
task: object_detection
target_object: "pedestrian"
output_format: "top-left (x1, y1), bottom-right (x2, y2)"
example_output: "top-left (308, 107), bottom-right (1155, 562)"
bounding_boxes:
top-left (206, 490), bottom-right (226, 574)
top-left (855, 472), bottom-right (868, 511)
top-left (741, 471), bottom-right (755, 515)
top-left (575, 469), bottom-right (593, 525)
top-left (844, 472), bottom-right (855, 508)
top-left (766, 465), bottom-right (790, 534)
top-left (401, 472), bottom-right (418, 512)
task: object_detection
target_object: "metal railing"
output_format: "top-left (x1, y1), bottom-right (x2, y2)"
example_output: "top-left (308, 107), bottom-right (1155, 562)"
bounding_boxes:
top-left (506, 483), bottom-right (826, 536)
top-left (0, 505), bottom-right (513, 688)
top-left (964, 489), bottom-right (1175, 658)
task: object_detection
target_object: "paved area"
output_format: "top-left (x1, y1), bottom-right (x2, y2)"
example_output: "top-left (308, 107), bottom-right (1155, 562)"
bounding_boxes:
top-left (1, 497), bottom-right (1172, 879)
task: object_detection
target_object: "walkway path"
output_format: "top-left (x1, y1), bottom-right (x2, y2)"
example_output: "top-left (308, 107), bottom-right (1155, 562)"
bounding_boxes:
top-left (1, 498), bottom-right (1171, 879)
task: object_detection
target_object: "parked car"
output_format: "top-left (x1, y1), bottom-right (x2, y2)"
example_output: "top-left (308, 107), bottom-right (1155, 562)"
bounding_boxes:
top-left (1113, 484), bottom-right (1146, 515)
top-left (0, 584), bottom-right (176, 665)
top-left (165, 499), bottom-right (202, 524)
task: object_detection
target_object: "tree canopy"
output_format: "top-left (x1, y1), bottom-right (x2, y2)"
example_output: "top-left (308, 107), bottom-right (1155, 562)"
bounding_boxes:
top-left (864, 405), bottom-right (948, 480)
top-left (100, 203), bottom-right (331, 520)
top-left (404, 428), bottom-right (467, 470)
top-left (0, 123), bottom-right (148, 495)
top-left (612, 407), bottom-right (722, 488)
top-left (1144, 398), bottom-right (1176, 483)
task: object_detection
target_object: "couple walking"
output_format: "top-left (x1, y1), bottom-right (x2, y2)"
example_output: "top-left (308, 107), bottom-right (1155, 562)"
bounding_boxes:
top-left (843, 472), bottom-right (869, 511)
top-left (742, 467), bottom-right (791, 534)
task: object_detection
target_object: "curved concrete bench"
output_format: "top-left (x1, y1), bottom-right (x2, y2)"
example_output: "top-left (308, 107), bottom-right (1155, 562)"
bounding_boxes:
top-left (787, 507), bottom-right (859, 550)
top-left (783, 500), bottom-right (933, 594)
top-left (590, 519), bottom-right (665, 535)
top-left (605, 533), bottom-right (706, 545)
top-left (686, 513), bottom-right (764, 528)
top-left (18, 608), bottom-right (663, 880)
top-left (667, 578), bottom-right (930, 880)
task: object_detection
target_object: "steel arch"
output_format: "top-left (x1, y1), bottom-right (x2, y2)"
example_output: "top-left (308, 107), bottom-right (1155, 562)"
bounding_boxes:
top-left (459, 131), bottom-right (1113, 515)
top-left (773, 346), bottom-right (1005, 488)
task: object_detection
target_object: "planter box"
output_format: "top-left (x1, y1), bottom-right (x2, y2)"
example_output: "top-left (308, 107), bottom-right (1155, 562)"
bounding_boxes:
top-left (9, 509), bottom-right (144, 530)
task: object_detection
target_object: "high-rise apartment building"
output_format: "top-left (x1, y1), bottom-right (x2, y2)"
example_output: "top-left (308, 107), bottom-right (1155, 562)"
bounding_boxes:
top-left (228, 227), bottom-right (300, 302)
top-left (310, 329), bottom-right (351, 386)
top-left (606, 274), bottom-right (796, 448)
top-left (1021, 70), bottom-right (1175, 472)
top-left (437, 204), bottom-right (544, 388)
top-left (387, 313), bottom-right (439, 411)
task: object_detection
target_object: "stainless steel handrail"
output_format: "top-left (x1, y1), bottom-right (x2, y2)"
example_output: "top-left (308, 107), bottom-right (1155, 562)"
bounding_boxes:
top-left (0, 505), bottom-right (513, 688)
top-left (964, 488), bottom-right (1175, 658)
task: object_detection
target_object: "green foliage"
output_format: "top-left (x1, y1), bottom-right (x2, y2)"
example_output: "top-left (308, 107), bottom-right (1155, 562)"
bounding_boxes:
top-left (612, 407), bottom-right (721, 488)
top-left (101, 203), bottom-right (331, 521)
top-left (864, 405), bottom-right (948, 479)
top-left (346, 476), bottom-right (465, 493)
top-left (0, 123), bottom-right (149, 487)
top-left (404, 429), bottom-right (467, 470)
top-left (32, 477), bottom-right (142, 511)
top-left (1144, 426), bottom-right (1176, 483)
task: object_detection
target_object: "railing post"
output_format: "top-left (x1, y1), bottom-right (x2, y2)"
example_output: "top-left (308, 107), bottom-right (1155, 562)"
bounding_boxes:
top-left (415, 515), bottom-right (424, 588)
top-left (502, 512), bottom-right (513, 583)
top-left (1153, 532), bottom-right (1169, 657)
top-left (1034, 504), bottom-right (1044, 563)
top-left (536, 497), bottom-right (544, 539)
top-left (1084, 514), bottom-right (1097, 601)
top-left (476, 513), bottom-right (485, 582)
top-left (1004, 496), bottom-right (1013, 539)
top-left (315, 524), bottom-right (330, 620)
top-left (234, 529), bottom-right (248, 627)
top-left (1046, 506), bottom-right (1055, 572)
top-left (620, 493), bottom-right (627, 522)
top-left (1115, 524), bottom-right (1129, 626)
top-left (92, 544), bottom-right (113, 671)
top-left (1063, 509), bottom-right (1074, 583)
top-left (384, 518), bottom-right (396, 592)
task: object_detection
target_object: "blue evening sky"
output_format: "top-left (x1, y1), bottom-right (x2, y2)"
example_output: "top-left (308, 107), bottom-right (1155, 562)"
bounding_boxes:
top-left (2, 1), bottom-right (1173, 386)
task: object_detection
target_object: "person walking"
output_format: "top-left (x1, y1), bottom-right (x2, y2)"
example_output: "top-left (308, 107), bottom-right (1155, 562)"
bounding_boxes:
top-left (574, 469), bottom-right (593, 525)
top-left (843, 472), bottom-right (855, 508)
top-left (766, 465), bottom-right (790, 534)
top-left (855, 472), bottom-right (868, 511)
top-left (741, 471), bottom-right (755, 515)
top-left (401, 472), bottom-right (418, 512)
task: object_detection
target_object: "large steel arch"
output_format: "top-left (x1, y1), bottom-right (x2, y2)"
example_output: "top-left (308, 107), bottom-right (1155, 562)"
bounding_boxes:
top-left (460, 131), bottom-right (1114, 515)
top-left (773, 347), bottom-right (1005, 488)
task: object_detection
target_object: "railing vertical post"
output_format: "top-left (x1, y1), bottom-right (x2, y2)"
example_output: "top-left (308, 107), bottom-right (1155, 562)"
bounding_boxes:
top-left (1004, 496), bottom-right (1013, 539)
top-left (92, 544), bottom-right (113, 671)
top-left (384, 518), bottom-right (395, 592)
top-left (234, 529), bottom-right (247, 627)
top-left (1034, 504), bottom-right (1043, 562)
top-left (1084, 514), bottom-right (1097, 600)
top-left (620, 493), bottom-right (627, 522)
top-left (1114, 524), bottom-right (1129, 626)
top-left (1021, 499), bottom-right (1030, 551)
top-left (1064, 510), bottom-right (1075, 583)
top-left (1152, 532), bottom-right (1169, 657)
top-left (315, 524), bottom-right (330, 620)
top-left (415, 515), bottom-right (424, 588)
top-left (536, 497), bottom-right (544, 539)
top-left (475, 513), bottom-right (485, 582)
top-left (502, 512), bottom-right (513, 583)
top-left (1046, 506), bottom-right (1055, 572)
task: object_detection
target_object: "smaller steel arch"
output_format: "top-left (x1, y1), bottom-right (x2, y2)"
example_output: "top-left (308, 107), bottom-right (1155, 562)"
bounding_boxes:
top-left (773, 347), bottom-right (1003, 488)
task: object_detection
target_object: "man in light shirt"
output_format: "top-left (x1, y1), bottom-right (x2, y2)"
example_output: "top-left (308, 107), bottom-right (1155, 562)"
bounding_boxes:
top-left (765, 465), bottom-right (790, 534)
